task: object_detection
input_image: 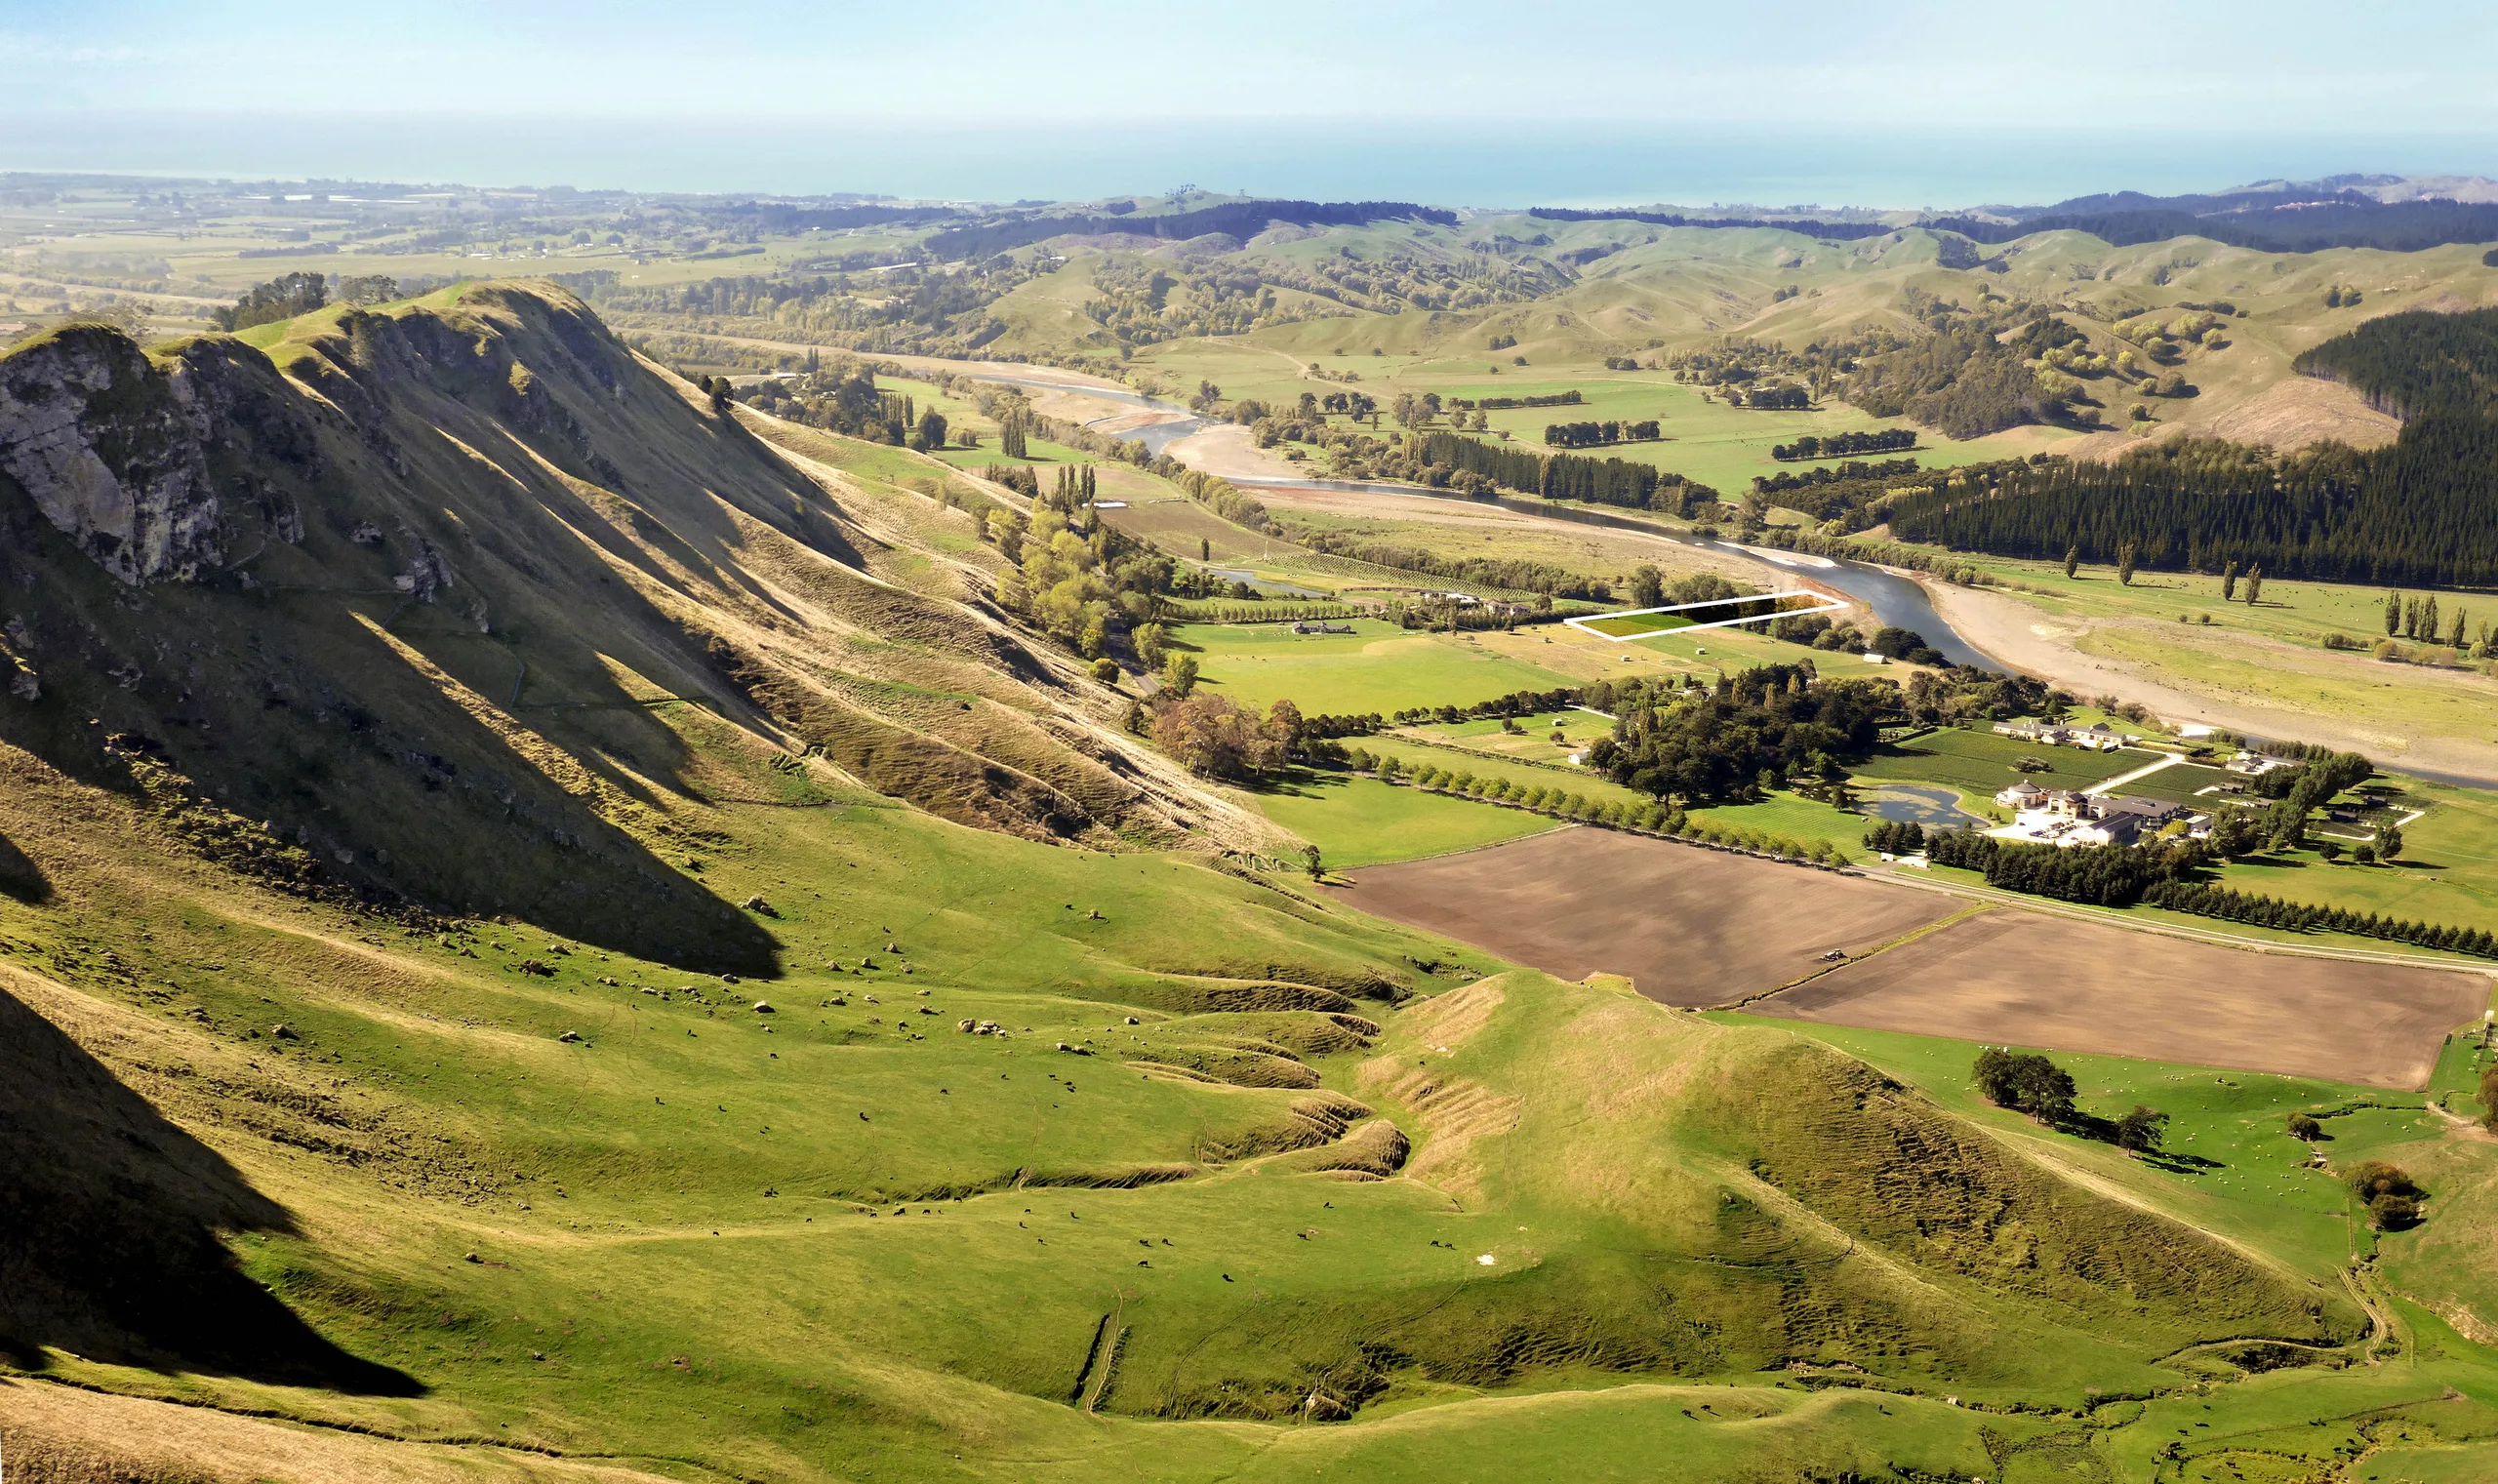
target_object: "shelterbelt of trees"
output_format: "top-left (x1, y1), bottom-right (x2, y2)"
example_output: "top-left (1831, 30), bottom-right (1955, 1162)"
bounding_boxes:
top-left (1887, 307), bottom-right (2498, 587)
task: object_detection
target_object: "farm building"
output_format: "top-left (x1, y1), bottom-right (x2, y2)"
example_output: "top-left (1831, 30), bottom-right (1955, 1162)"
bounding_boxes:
top-left (1994, 780), bottom-right (2048, 810)
top-left (1994, 719), bottom-right (2139, 751)
top-left (1994, 790), bottom-right (2209, 849)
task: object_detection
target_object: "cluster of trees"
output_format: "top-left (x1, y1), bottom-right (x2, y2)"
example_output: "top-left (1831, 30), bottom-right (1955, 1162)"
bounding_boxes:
top-left (1861, 820), bottom-right (1931, 855)
top-left (1772, 428), bottom-right (1917, 461)
top-left (1973, 1048), bottom-right (2078, 1123)
top-left (1974, 1050), bottom-right (2168, 1151)
top-left (2299, 305), bottom-right (2498, 420)
top-left (2384, 589), bottom-right (2478, 647)
top-left (979, 462), bottom-right (1226, 658)
top-left (1543, 419), bottom-right (1661, 448)
top-left (1087, 260), bottom-right (1276, 344)
top-left (1588, 662), bottom-right (1898, 803)
top-left (1725, 383), bottom-right (1811, 410)
top-left (1886, 428), bottom-right (2498, 587)
top-left (731, 361), bottom-right (939, 445)
top-left (2142, 881), bottom-right (2498, 958)
top-left (577, 260), bottom-right (1043, 359)
top-left (211, 271), bottom-right (328, 332)
top-left (1453, 391), bottom-right (1581, 411)
top-left (1527, 207), bottom-right (1894, 241)
top-left (2348, 1161), bottom-right (2424, 1230)
top-left (1540, 448), bottom-right (1685, 507)
top-left (1148, 695), bottom-right (1303, 782)
top-left (1924, 831), bottom-right (2184, 905)
top-left (1752, 458), bottom-right (1920, 496)
top-left (1832, 293), bottom-right (2112, 437)
top-left (1402, 429), bottom-right (1715, 513)
top-left (1391, 687), bottom-right (1585, 724)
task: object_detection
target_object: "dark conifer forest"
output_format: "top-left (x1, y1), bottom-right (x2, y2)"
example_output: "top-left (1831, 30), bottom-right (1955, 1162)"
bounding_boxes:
top-left (1887, 310), bottom-right (2498, 586)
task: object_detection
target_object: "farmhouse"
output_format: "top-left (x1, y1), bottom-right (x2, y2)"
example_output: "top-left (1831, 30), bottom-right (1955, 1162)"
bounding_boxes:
top-left (1994, 789), bottom-right (2209, 849)
top-left (2226, 749), bottom-right (2289, 777)
top-left (1994, 719), bottom-right (2138, 751)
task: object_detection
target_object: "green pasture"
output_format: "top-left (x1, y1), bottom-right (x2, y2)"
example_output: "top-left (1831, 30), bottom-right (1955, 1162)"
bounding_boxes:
top-left (1133, 341), bottom-right (2066, 496)
top-left (2202, 778), bottom-right (2498, 935)
top-left (1686, 791), bottom-right (1871, 852)
top-left (1919, 549), bottom-right (2498, 753)
top-left (1247, 770), bottom-right (1566, 868)
top-left (1353, 735), bottom-right (1647, 811)
top-left (1585, 610), bottom-right (1695, 636)
top-left (1740, 1017), bottom-right (2437, 1277)
top-left (12, 612), bottom-right (2496, 1482)
top-left (1935, 551), bottom-right (2464, 654)
top-left (1412, 710), bottom-right (1598, 767)
top-left (1621, 620), bottom-right (1902, 677)
top-left (1174, 620), bottom-right (1579, 716)
top-left (2075, 622), bottom-right (2498, 752)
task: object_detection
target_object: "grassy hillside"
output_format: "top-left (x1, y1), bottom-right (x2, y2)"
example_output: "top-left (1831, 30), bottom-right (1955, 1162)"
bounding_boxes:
top-left (8, 279), bottom-right (2498, 1483)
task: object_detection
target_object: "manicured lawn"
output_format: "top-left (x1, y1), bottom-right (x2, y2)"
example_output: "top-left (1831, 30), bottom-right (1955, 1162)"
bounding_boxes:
top-left (1852, 724), bottom-right (2150, 797)
top-left (2111, 760), bottom-right (2238, 804)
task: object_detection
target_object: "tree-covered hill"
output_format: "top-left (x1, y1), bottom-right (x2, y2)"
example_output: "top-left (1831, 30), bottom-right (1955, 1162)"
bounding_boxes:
top-left (1888, 309), bottom-right (2498, 587)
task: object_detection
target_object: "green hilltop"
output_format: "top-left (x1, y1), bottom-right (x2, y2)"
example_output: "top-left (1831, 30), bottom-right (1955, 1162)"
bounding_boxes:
top-left (1, 283), bottom-right (2495, 1482)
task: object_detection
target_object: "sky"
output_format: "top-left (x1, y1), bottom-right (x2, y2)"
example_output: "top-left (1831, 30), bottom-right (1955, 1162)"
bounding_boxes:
top-left (5, 1), bottom-right (2496, 204)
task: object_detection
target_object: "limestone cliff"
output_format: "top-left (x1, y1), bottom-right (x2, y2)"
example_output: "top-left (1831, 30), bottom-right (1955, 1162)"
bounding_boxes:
top-left (0, 284), bottom-right (1264, 971)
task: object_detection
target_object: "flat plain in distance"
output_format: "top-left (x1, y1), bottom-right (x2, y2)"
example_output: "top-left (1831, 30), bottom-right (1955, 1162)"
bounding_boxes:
top-left (1755, 907), bottom-right (2489, 1090)
top-left (1327, 827), bottom-right (1958, 1006)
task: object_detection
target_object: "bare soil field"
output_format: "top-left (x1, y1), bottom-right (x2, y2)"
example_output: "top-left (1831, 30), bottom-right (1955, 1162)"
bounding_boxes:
top-left (1329, 827), bottom-right (1957, 1005)
top-left (1758, 908), bottom-right (2490, 1090)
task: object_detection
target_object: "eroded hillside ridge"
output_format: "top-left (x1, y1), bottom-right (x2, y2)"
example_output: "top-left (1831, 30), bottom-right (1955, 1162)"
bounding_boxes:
top-left (0, 284), bottom-right (1242, 971)
top-left (0, 328), bottom-right (270, 584)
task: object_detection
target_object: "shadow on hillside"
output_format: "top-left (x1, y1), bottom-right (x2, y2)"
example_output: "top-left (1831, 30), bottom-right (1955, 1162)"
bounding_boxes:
top-left (0, 825), bottom-right (48, 903)
top-left (0, 988), bottom-right (423, 1395)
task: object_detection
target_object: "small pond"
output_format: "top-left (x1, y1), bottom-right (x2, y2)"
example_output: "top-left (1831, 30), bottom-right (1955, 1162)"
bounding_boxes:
top-left (1859, 783), bottom-right (1989, 828)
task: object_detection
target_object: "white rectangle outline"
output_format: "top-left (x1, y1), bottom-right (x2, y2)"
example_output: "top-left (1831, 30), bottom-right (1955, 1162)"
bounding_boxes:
top-left (1562, 589), bottom-right (1849, 643)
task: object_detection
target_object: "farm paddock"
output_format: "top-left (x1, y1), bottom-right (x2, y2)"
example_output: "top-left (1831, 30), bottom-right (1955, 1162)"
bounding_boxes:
top-left (1756, 907), bottom-right (2489, 1090)
top-left (1328, 827), bottom-right (1957, 1006)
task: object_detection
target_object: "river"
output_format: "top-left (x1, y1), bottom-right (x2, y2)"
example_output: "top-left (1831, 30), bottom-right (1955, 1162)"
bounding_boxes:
top-left (932, 368), bottom-right (1999, 665)
top-left (928, 366), bottom-right (2498, 785)
top-left (1225, 476), bottom-right (2006, 670)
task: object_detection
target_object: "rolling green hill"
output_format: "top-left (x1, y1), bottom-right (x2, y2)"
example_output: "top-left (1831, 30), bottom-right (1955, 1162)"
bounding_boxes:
top-left (5, 283), bottom-right (2497, 1482)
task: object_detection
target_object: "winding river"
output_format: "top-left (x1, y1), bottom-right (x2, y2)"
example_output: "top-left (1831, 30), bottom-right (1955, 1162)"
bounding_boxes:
top-left (1226, 475), bottom-right (2006, 670)
top-left (938, 367), bottom-right (2002, 665)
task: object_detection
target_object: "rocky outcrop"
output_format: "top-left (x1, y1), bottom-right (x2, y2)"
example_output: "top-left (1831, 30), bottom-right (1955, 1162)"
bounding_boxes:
top-left (0, 328), bottom-right (223, 584)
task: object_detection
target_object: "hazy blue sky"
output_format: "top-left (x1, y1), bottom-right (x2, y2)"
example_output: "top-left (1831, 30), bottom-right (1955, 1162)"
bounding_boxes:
top-left (6, 1), bottom-right (2496, 202)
